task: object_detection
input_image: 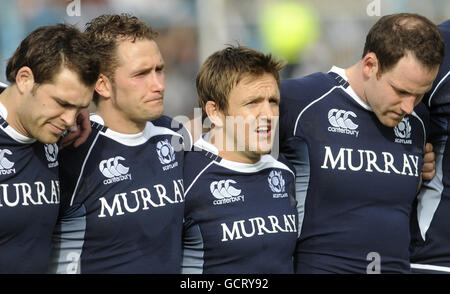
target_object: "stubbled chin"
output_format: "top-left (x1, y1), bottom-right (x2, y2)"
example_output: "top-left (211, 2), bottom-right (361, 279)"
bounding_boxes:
top-left (38, 135), bottom-right (59, 144)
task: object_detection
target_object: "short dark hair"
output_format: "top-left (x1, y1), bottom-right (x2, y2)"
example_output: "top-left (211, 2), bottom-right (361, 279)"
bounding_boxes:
top-left (84, 14), bottom-right (159, 104)
top-left (363, 13), bottom-right (445, 73)
top-left (197, 45), bottom-right (285, 121)
top-left (6, 24), bottom-right (99, 87)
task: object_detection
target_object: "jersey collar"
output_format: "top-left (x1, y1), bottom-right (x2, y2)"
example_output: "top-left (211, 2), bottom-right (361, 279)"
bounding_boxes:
top-left (328, 66), bottom-right (373, 112)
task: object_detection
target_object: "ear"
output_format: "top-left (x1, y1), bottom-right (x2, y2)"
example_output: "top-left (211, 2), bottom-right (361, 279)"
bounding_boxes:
top-left (95, 73), bottom-right (113, 99)
top-left (15, 66), bottom-right (35, 94)
top-left (362, 52), bottom-right (380, 79)
top-left (205, 101), bottom-right (224, 128)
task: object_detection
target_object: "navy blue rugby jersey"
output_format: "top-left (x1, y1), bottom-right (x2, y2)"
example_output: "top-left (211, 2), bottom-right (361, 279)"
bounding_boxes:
top-left (0, 96), bottom-right (60, 273)
top-left (182, 137), bottom-right (298, 274)
top-left (410, 20), bottom-right (450, 274)
top-left (49, 114), bottom-right (188, 274)
top-left (280, 67), bottom-right (427, 274)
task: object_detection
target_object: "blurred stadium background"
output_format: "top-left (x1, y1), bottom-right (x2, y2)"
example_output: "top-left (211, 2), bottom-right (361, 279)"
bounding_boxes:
top-left (0, 0), bottom-right (448, 118)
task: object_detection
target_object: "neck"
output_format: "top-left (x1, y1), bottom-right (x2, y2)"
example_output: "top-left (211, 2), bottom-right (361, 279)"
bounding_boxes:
top-left (209, 127), bottom-right (261, 164)
top-left (96, 101), bottom-right (145, 134)
top-left (345, 61), bottom-right (368, 104)
top-left (0, 86), bottom-right (29, 136)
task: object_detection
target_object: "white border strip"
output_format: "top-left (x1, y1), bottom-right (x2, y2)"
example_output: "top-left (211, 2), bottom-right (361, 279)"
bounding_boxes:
top-left (184, 160), bottom-right (215, 197)
top-left (293, 86), bottom-right (339, 135)
top-left (70, 131), bottom-right (101, 206)
top-left (428, 70), bottom-right (450, 107)
top-left (411, 263), bottom-right (450, 273)
top-left (411, 111), bottom-right (427, 150)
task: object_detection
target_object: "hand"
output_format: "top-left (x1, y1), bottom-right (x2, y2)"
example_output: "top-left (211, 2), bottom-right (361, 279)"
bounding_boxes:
top-left (59, 108), bottom-right (91, 149)
top-left (421, 142), bottom-right (436, 181)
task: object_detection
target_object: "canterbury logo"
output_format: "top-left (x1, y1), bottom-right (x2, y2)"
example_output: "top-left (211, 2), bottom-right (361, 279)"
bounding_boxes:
top-left (0, 149), bottom-right (14, 169)
top-left (99, 156), bottom-right (130, 178)
top-left (210, 180), bottom-right (242, 199)
top-left (328, 109), bottom-right (358, 130)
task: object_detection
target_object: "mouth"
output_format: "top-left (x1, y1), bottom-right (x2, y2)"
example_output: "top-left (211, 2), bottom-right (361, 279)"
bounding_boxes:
top-left (145, 97), bottom-right (163, 103)
top-left (48, 123), bottom-right (66, 135)
top-left (388, 110), bottom-right (405, 119)
top-left (255, 125), bottom-right (272, 137)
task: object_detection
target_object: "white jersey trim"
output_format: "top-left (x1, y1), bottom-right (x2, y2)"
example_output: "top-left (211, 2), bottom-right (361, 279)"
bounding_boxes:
top-left (416, 139), bottom-right (446, 241)
top-left (193, 135), bottom-right (218, 154)
top-left (293, 86), bottom-right (340, 136)
top-left (428, 70), bottom-right (450, 107)
top-left (70, 131), bottom-right (102, 206)
top-left (0, 101), bottom-right (36, 144)
top-left (411, 263), bottom-right (450, 273)
top-left (184, 160), bottom-right (215, 197)
top-left (292, 67), bottom-right (372, 137)
top-left (0, 100), bottom-right (7, 118)
top-left (193, 136), bottom-right (295, 176)
top-left (91, 113), bottom-right (183, 146)
top-left (186, 137), bottom-right (295, 195)
top-left (329, 66), bottom-right (372, 111)
top-left (218, 156), bottom-right (295, 177)
top-left (411, 111), bottom-right (427, 149)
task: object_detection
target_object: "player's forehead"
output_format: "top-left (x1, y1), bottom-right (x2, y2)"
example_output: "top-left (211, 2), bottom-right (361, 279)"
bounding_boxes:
top-left (385, 55), bottom-right (438, 94)
top-left (39, 67), bottom-right (92, 106)
top-left (232, 73), bottom-right (279, 97)
top-left (115, 38), bottom-right (163, 68)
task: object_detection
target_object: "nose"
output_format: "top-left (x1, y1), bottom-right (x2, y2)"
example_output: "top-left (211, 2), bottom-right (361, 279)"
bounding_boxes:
top-left (60, 108), bottom-right (78, 128)
top-left (149, 71), bottom-right (165, 93)
top-left (259, 100), bottom-right (278, 119)
top-left (400, 96), bottom-right (416, 115)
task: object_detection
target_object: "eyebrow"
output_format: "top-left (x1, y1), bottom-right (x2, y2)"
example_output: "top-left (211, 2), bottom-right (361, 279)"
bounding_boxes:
top-left (390, 83), bottom-right (428, 97)
top-left (131, 63), bottom-right (165, 76)
top-left (244, 94), bottom-right (280, 101)
top-left (52, 96), bottom-right (90, 109)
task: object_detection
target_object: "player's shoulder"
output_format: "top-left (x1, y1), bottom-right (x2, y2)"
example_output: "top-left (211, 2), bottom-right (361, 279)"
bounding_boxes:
top-left (59, 114), bottom-right (105, 165)
top-left (438, 19), bottom-right (450, 35)
top-left (151, 115), bottom-right (184, 133)
top-left (184, 138), bottom-right (219, 188)
top-left (275, 154), bottom-right (296, 177)
top-left (279, 70), bottom-right (340, 122)
top-left (151, 115), bottom-right (192, 149)
top-left (281, 71), bottom-right (336, 102)
top-left (423, 20), bottom-right (450, 108)
top-left (151, 114), bottom-right (176, 127)
top-left (0, 82), bottom-right (7, 93)
top-left (435, 20), bottom-right (450, 83)
top-left (413, 101), bottom-right (429, 120)
top-left (279, 71), bottom-right (338, 140)
top-left (411, 101), bottom-right (429, 130)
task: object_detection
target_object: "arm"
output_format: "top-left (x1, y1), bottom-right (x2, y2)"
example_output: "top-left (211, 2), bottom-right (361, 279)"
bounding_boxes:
top-left (417, 142), bottom-right (436, 194)
top-left (59, 108), bottom-right (91, 149)
top-left (422, 142), bottom-right (436, 181)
